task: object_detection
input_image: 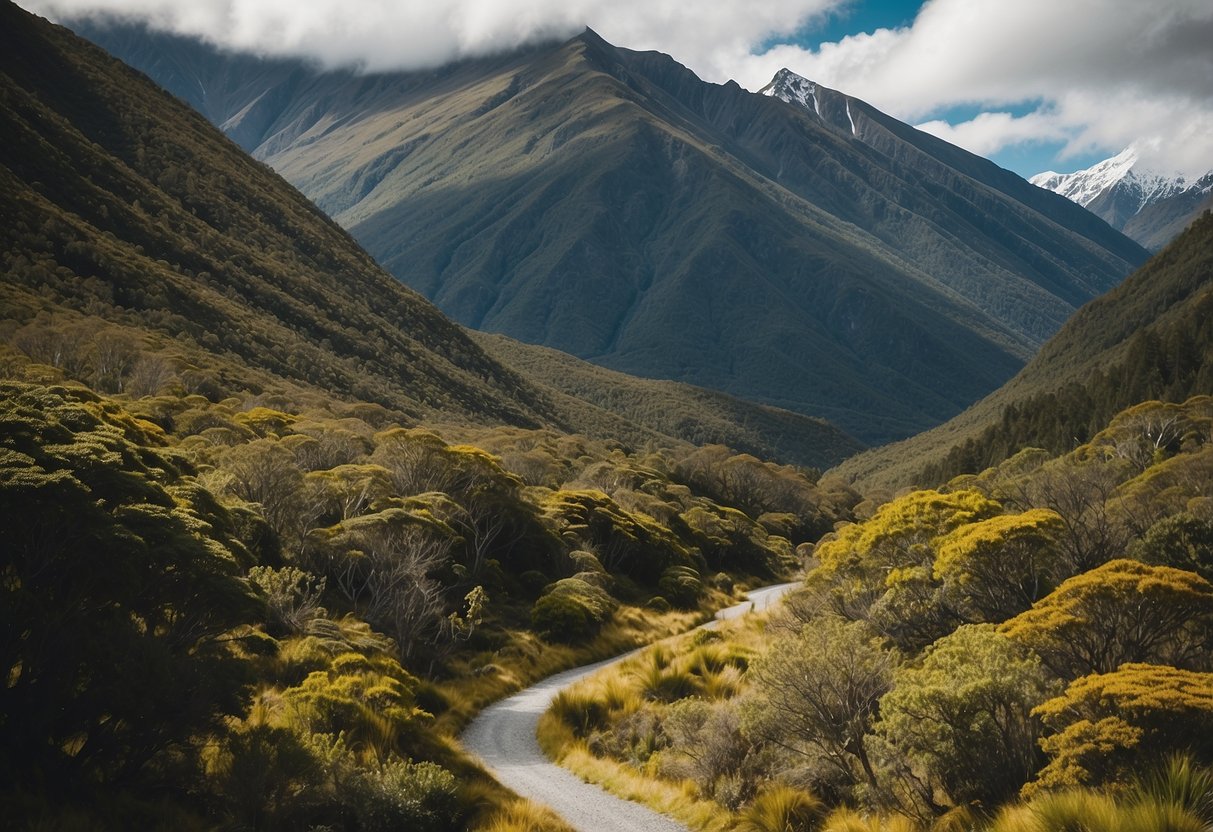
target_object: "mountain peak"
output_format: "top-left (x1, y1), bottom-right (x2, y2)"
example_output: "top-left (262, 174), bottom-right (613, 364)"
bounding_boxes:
top-left (1030, 146), bottom-right (1211, 249)
top-left (759, 68), bottom-right (822, 114)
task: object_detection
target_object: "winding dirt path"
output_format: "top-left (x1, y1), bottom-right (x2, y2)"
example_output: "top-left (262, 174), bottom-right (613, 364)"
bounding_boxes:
top-left (460, 583), bottom-right (798, 832)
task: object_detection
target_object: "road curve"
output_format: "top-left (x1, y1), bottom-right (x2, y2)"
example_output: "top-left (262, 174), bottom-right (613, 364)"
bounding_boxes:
top-left (460, 583), bottom-right (799, 832)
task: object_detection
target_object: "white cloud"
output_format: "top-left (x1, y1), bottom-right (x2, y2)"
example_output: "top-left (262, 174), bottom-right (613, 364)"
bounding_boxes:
top-left (915, 111), bottom-right (1068, 158)
top-left (20, 0), bottom-right (1213, 176)
top-left (734, 0), bottom-right (1213, 177)
top-left (24, 0), bottom-right (841, 73)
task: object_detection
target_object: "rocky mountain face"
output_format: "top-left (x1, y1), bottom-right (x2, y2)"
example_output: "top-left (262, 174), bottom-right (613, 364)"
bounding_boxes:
top-left (73, 22), bottom-right (1148, 444)
top-left (1032, 147), bottom-right (1213, 251)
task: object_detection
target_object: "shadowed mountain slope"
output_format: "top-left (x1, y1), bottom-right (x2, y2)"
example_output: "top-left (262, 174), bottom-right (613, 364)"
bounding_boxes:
top-left (0, 2), bottom-right (859, 471)
top-left (835, 211), bottom-right (1213, 490)
top-left (73, 22), bottom-right (1148, 444)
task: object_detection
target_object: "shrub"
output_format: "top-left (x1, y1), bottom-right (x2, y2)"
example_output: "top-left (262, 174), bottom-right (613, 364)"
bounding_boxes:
top-left (646, 595), bottom-right (672, 612)
top-left (738, 785), bottom-right (824, 832)
top-left (659, 565), bottom-right (704, 609)
top-left (530, 578), bottom-right (617, 642)
top-left (352, 757), bottom-right (461, 832)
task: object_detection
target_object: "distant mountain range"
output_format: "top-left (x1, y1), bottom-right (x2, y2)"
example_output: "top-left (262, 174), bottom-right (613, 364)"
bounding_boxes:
top-left (69, 21), bottom-right (1147, 445)
top-left (1032, 147), bottom-right (1213, 251)
top-left (0, 2), bottom-right (859, 471)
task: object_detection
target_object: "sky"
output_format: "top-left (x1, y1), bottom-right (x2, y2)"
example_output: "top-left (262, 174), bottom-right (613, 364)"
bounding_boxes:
top-left (23, 0), bottom-right (1213, 179)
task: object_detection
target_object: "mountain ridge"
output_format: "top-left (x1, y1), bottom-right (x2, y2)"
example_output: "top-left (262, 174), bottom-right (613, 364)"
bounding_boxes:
top-left (1031, 147), bottom-right (1213, 251)
top-left (834, 209), bottom-right (1213, 490)
top-left (69, 19), bottom-right (1148, 444)
top-left (0, 2), bottom-right (858, 471)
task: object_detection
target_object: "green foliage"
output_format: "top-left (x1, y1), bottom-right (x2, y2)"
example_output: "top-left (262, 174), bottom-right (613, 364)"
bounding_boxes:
top-left (531, 578), bottom-right (619, 642)
top-left (248, 564), bottom-right (327, 636)
top-left (873, 625), bottom-right (1053, 813)
top-left (659, 565), bottom-right (705, 609)
top-left (1031, 664), bottom-right (1213, 791)
top-left (0, 381), bottom-right (260, 790)
top-left (812, 489), bottom-right (1002, 650)
top-left (933, 508), bottom-right (1065, 621)
top-left (1130, 512), bottom-right (1213, 582)
top-left (743, 617), bottom-right (894, 797)
top-left (1000, 559), bottom-right (1213, 678)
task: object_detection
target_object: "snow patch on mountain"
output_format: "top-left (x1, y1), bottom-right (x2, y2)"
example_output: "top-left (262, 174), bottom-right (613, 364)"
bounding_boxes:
top-left (759, 68), bottom-right (820, 116)
top-left (1031, 146), bottom-right (1192, 215)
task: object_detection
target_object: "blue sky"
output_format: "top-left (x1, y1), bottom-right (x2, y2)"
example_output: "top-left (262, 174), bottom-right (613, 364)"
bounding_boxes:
top-left (763, 0), bottom-right (1105, 176)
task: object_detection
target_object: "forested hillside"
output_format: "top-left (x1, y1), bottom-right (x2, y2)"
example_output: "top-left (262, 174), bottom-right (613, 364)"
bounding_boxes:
top-left (0, 375), bottom-right (857, 828)
top-left (837, 211), bottom-right (1213, 490)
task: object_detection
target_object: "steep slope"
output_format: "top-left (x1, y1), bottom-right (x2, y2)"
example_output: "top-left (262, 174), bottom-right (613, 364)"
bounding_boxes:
top-left (836, 211), bottom-right (1213, 490)
top-left (470, 332), bottom-right (862, 469)
top-left (1032, 148), bottom-right (1213, 250)
top-left (0, 3), bottom-right (859, 471)
top-left (71, 21), bottom-right (1147, 445)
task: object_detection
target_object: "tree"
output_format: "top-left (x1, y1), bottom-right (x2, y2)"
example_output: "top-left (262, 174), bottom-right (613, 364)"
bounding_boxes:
top-left (742, 617), bottom-right (895, 796)
top-left (310, 508), bottom-right (456, 660)
top-left (1003, 456), bottom-right (1133, 574)
top-left (933, 508), bottom-right (1066, 622)
top-left (812, 489), bottom-right (1001, 650)
top-left (873, 625), bottom-right (1054, 816)
top-left (1031, 663), bottom-right (1213, 792)
top-left (1129, 512), bottom-right (1213, 582)
top-left (0, 382), bottom-right (260, 789)
top-left (1000, 559), bottom-right (1213, 679)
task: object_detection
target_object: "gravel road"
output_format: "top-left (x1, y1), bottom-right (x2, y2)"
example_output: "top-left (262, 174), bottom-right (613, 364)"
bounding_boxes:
top-left (460, 582), bottom-right (799, 832)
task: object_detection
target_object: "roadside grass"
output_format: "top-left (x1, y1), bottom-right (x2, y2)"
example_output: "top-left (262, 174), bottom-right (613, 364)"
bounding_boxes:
top-left (436, 587), bottom-right (748, 830)
top-left (533, 608), bottom-right (777, 832)
top-left (436, 599), bottom-right (721, 734)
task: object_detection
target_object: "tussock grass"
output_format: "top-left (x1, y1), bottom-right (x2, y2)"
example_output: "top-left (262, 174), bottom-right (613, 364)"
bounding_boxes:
top-left (821, 808), bottom-right (920, 832)
top-left (436, 604), bottom-right (704, 734)
top-left (475, 797), bottom-right (576, 832)
top-left (558, 743), bottom-right (734, 832)
top-left (737, 785), bottom-right (824, 832)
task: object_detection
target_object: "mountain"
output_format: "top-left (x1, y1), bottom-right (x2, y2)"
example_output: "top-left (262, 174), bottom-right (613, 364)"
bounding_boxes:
top-left (470, 331), bottom-right (862, 468)
top-left (0, 2), bottom-right (857, 471)
top-left (835, 210), bottom-right (1213, 490)
top-left (1031, 147), bottom-right (1213, 250)
top-left (68, 22), bottom-right (1148, 445)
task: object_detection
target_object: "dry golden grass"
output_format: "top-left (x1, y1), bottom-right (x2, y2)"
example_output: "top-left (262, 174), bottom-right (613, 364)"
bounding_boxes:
top-left (435, 603), bottom-right (707, 735)
top-left (532, 606), bottom-right (782, 831)
top-left (474, 796), bottom-right (577, 832)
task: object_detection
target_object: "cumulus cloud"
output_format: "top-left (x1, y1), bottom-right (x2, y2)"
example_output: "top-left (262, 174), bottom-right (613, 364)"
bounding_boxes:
top-left (916, 111), bottom-right (1069, 158)
top-left (20, 0), bottom-right (1213, 176)
top-left (741, 0), bottom-right (1213, 177)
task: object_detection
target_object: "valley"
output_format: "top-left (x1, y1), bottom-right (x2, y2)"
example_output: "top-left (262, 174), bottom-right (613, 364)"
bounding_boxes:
top-left (3, 2), bottom-right (1212, 831)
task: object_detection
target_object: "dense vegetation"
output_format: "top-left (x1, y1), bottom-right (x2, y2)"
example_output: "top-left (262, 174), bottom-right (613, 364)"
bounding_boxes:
top-left (544, 395), bottom-right (1213, 830)
top-left (0, 4), bottom-right (864, 826)
top-left (0, 373), bottom-right (855, 828)
top-left (839, 210), bottom-right (1213, 490)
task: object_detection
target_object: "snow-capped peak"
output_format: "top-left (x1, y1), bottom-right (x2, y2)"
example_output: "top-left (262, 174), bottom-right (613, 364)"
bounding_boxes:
top-left (759, 68), bottom-right (820, 116)
top-left (1029, 146), bottom-right (1190, 212)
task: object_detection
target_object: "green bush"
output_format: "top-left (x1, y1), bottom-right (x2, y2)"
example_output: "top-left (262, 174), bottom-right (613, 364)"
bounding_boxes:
top-left (659, 565), bottom-right (704, 609)
top-left (531, 578), bottom-right (617, 642)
